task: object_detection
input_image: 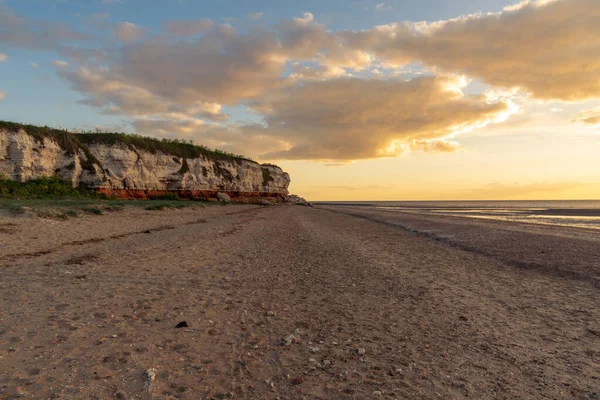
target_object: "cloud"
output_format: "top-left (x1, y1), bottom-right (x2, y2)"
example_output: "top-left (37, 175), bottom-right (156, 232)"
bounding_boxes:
top-left (0, 6), bottom-right (88, 51)
top-left (51, 59), bottom-right (68, 68)
top-left (375, 3), bottom-right (390, 11)
top-left (14, 6), bottom-right (591, 162)
top-left (163, 18), bottom-right (215, 36)
top-left (78, 24), bottom-right (296, 106)
top-left (248, 12), bottom-right (263, 20)
top-left (56, 65), bottom-right (229, 121)
top-left (0, 52), bottom-right (7, 62)
top-left (0, 90), bottom-right (5, 100)
top-left (572, 107), bottom-right (600, 126)
top-left (29, 62), bottom-right (39, 67)
top-left (343, 0), bottom-right (600, 101)
top-left (113, 22), bottom-right (144, 43)
top-left (255, 76), bottom-right (510, 160)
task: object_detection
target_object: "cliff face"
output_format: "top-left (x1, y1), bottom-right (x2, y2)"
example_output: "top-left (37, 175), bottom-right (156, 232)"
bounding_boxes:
top-left (0, 126), bottom-right (290, 199)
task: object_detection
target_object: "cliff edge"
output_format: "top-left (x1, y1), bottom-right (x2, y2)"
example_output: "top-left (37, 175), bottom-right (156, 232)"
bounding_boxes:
top-left (0, 121), bottom-right (290, 199)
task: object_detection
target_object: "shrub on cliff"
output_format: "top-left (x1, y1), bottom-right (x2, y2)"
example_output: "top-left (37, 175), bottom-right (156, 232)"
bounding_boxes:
top-left (0, 176), bottom-right (85, 198)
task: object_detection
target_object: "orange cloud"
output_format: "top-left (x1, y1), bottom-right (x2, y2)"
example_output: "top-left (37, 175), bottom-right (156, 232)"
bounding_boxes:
top-left (572, 107), bottom-right (600, 126)
top-left (132, 76), bottom-right (508, 161)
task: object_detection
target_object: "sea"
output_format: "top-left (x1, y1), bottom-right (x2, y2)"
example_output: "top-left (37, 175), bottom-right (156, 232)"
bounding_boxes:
top-left (315, 200), bottom-right (600, 230)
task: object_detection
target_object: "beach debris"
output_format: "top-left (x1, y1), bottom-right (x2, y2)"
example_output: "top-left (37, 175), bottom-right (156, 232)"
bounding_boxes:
top-left (357, 348), bottom-right (366, 356)
top-left (284, 334), bottom-right (295, 346)
top-left (175, 321), bottom-right (188, 329)
top-left (144, 229), bottom-right (152, 234)
top-left (290, 376), bottom-right (304, 385)
top-left (144, 368), bottom-right (156, 392)
top-left (373, 390), bottom-right (382, 396)
top-left (284, 328), bottom-right (301, 346)
top-left (323, 359), bottom-right (331, 366)
top-left (309, 346), bottom-right (320, 353)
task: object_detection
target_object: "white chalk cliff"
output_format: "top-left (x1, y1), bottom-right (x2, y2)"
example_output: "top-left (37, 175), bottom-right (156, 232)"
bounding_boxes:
top-left (0, 124), bottom-right (290, 198)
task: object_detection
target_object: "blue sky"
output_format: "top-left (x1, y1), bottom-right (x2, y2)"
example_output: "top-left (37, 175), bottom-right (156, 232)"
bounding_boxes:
top-left (1, 0), bottom-right (599, 199)
top-left (1, 0), bottom-right (516, 129)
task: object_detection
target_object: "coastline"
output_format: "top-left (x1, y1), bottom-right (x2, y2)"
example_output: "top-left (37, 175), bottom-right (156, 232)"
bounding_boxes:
top-left (1, 205), bottom-right (598, 399)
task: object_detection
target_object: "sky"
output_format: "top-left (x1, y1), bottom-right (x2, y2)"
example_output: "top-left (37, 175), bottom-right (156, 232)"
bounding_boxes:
top-left (0, 0), bottom-right (599, 200)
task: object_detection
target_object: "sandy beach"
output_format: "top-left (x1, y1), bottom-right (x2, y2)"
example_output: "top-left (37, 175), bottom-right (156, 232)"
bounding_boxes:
top-left (1, 204), bottom-right (598, 399)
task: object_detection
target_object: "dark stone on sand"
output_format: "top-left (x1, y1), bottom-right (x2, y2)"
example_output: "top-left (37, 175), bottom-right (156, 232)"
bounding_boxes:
top-left (175, 321), bottom-right (188, 328)
top-left (144, 230), bottom-right (152, 233)
top-left (290, 377), bottom-right (304, 385)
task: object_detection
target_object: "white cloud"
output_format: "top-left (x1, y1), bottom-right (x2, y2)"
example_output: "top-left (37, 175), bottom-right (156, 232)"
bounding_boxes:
top-left (51, 59), bottom-right (68, 68)
top-left (113, 22), bottom-right (144, 43)
top-left (29, 62), bottom-right (39, 68)
top-left (248, 12), bottom-right (263, 20)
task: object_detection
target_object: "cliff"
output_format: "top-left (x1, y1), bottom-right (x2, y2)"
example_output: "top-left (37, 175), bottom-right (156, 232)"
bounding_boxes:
top-left (0, 121), bottom-right (290, 199)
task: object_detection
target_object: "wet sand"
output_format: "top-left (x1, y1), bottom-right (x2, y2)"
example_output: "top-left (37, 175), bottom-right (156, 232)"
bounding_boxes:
top-left (1, 205), bottom-right (598, 399)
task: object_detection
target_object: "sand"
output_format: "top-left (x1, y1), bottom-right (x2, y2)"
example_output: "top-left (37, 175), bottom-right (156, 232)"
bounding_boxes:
top-left (0, 204), bottom-right (598, 399)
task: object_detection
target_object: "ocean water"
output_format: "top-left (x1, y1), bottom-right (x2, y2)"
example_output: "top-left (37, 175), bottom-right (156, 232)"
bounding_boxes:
top-left (317, 200), bottom-right (600, 230)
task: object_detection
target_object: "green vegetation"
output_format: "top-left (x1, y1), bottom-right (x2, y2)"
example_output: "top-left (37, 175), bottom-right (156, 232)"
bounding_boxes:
top-left (80, 206), bottom-right (103, 215)
top-left (262, 168), bottom-right (274, 187)
top-left (144, 203), bottom-right (187, 211)
top-left (7, 204), bottom-right (26, 216)
top-left (0, 176), bottom-right (210, 219)
top-left (149, 193), bottom-right (179, 201)
top-left (0, 196), bottom-right (204, 219)
top-left (178, 158), bottom-right (190, 175)
top-left (0, 120), bottom-right (276, 167)
top-left (0, 176), bottom-right (85, 198)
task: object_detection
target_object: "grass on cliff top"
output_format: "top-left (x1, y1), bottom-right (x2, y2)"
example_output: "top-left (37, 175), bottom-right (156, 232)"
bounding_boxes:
top-left (0, 120), bottom-right (272, 166)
